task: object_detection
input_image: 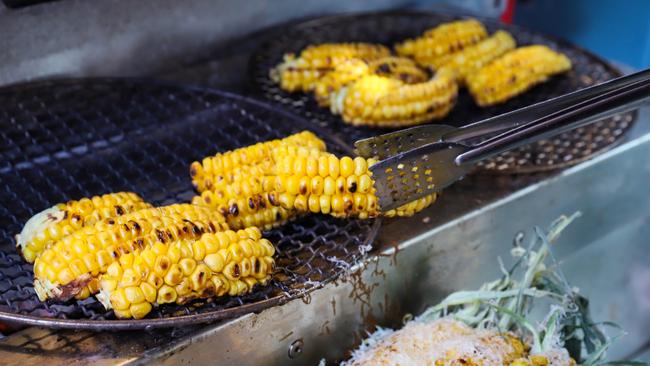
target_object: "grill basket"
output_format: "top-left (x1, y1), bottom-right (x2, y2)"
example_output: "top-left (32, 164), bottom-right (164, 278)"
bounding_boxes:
top-left (250, 10), bottom-right (635, 173)
top-left (0, 78), bottom-right (380, 330)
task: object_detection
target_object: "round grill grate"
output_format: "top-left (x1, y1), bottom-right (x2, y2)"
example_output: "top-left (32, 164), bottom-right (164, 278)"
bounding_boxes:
top-left (0, 78), bottom-right (380, 330)
top-left (250, 10), bottom-right (635, 173)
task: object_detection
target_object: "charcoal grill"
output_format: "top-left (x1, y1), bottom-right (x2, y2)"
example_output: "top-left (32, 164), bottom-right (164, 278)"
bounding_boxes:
top-left (0, 78), bottom-right (380, 330)
top-left (250, 10), bottom-right (636, 173)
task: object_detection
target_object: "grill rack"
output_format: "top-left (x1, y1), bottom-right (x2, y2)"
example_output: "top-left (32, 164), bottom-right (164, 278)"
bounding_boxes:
top-left (250, 10), bottom-right (636, 173)
top-left (0, 78), bottom-right (380, 330)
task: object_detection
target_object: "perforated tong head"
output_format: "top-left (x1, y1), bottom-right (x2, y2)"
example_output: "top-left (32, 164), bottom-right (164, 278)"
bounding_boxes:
top-left (356, 68), bottom-right (650, 211)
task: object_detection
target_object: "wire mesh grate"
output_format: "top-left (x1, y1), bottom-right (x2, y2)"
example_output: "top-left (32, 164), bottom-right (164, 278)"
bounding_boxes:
top-left (250, 10), bottom-right (635, 173)
top-left (0, 78), bottom-right (380, 330)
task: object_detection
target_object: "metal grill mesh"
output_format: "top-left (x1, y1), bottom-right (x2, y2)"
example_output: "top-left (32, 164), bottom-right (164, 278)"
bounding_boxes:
top-left (250, 10), bottom-right (635, 173)
top-left (0, 78), bottom-right (379, 330)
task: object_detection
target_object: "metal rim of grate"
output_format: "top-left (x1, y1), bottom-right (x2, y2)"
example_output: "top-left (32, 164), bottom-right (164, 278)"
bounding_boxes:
top-left (249, 10), bottom-right (636, 173)
top-left (0, 77), bottom-right (381, 330)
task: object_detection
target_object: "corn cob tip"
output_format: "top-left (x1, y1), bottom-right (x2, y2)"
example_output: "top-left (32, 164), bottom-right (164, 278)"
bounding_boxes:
top-left (15, 205), bottom-right (66, 262)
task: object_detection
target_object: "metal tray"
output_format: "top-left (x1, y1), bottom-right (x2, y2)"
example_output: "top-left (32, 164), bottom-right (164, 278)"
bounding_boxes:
top-left (0, 78), bottom-right (380, 330)
top-left (250, 10), bottom-right (636, 173)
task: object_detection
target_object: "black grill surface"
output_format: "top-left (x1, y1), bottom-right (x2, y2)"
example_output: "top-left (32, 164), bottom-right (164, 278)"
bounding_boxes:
top-left (250, 10), bottom-right (635, 172)
top-left (0, 78), bottom-right (380, 330)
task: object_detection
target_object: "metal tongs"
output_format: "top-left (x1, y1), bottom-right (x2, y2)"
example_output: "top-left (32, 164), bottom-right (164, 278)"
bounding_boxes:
top-left (356, 68), bottom-right (650, 211)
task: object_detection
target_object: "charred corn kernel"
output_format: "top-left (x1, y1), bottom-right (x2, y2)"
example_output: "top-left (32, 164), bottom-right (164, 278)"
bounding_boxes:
top-left (429, 30), bottom-right (516, 83)
top-left (33, 204), bottom-right (228, 302)
top-left (396, 19), bottom-right (488, 65)
top-left (15, 192), bottom-right (152, 263)
top-left (190, 131), bottom-right (326, 193)
top-left (97, 228), bottom-right (274, 319)
top-left (467, 45), bottom-right (572, 106)
top-left (130, 302), bottom-right (152, 320)
top-left (192, 191), bottom-right (296, 231)
top-left (275, 153), bottom-right (438, 218)
top-left (271, 43), bottom-right (390, 92)
top-left (332, 69), bottom-right (458, 128)
top-left (368, 57), bottom-right (429, 84)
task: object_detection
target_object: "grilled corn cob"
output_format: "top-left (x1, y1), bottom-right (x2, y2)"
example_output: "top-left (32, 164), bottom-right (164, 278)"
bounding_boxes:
top-left (97, 227), bottom-right (275, 319)
top-left (332, 68), bottom-right (458, 127)
top-left (428, 30), bottom-right (516, 83)
top-left (313, 57), bottom-right (429, 107)
top-left (271, 152), bottom-right (437, 218)
top-left (190, 131), bottom-right (326, 193)
top-left (395, 19), bottom-right (487, 66)
top-left (15, 192), bottom-right (152, 263)
top-left (271, 43), bottom-right (391, 92)
top-left (33, 204), bottom-right (228, 301)
top-left (466, 45), bottom-right (572, 106)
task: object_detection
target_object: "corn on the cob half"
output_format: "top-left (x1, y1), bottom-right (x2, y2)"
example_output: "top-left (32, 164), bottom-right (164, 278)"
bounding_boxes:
top-left (332, 69), bottom-right (458, 128)
top-left (395, 19), bottom-right (488, 66)
top-left (271, 152), bottom-right (437, 218)
top-left (190, 131), bottom-right (326, 193)
top-left (33, 204), bottom-right (228, 302)
top-left (97, 227), bottom-right (275, 319)
top-left (466, 45), bottom-right (572, 106)
top-left (428, 30), bottom-right (516, 83)
top-left (270, 43), bottom-right (391, 92)
top-left (314, 57), bottom-right (429, 107)
top-left (15, 192), bottom-right (152, 263)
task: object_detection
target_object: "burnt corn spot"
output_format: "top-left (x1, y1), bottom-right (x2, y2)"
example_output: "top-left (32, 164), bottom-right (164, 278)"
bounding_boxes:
top-left (156, 229), bottom-right (166, 243)
top-left (299, 182), bottom-right (307, 195)
top-left (204, 196), bottom-right (211, 204)
top-left (348, 182), bottom-right (357, 193)
top-left (208, 222), bottom-right (216, 232)
top-left (132, 221), bottom-right (141, 233)
top-left (115, 205), bottom-right (125, 215)
top-left (259, 196), bottom-right (267, 209)
top-left (182, 226), bottom-right (190, 234)
top-left (232, 263), bottom-right (241, 278)
top-left (268, 193), bottom-right (279, 206)
top-left (122, 223), bottom-right (130, 232)
top-left (248, 198), bottom-right (256, 210)
top-left (219, 207), bottom-right (228, 216)
top-left (71, 214), bottom-right (82, 223)
top-left (254, 258), bottom-right (261, 273)
top-left (229, 204), bottom-right (239, 216)
top-left (275, 211), bottom-right (283, 220)
top-left (136, 239), bottom-right (145, 248)
top-left (107, 218), bottom-right (115, 225)
top-left (377, 63), bottom-right (391, 73)
top-left (191, 224), bottom-right (202, 235)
